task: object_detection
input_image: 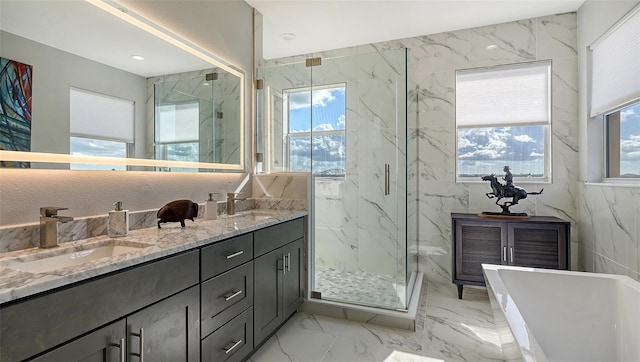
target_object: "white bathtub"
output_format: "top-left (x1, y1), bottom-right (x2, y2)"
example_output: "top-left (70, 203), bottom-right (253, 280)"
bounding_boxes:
top-left (482, 264), bottom-right (640, 362)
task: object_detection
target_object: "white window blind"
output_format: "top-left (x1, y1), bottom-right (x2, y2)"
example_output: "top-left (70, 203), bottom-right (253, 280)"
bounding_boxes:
top-left (155, 102), bottom-right (199, 143)
top-left (589, 5), bottom-right (640, 117)
top-left (456, 61), bottom-right (551, 127)
top-left (70, 88), bottom-right (134, 142)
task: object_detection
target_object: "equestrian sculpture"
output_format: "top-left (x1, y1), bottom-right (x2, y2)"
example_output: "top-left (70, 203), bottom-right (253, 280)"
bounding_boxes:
top-left (481, 166), bottom-right (543, 216)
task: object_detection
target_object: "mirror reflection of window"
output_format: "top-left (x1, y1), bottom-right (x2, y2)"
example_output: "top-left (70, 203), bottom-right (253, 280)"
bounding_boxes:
top-left (69, 88), bottom-right (134, 170)
top-left (154, 102), bottom-right (200, 172)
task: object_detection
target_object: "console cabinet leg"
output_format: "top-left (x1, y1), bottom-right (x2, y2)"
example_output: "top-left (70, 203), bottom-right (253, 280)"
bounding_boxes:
top-left (457, 284), bottom-right (463, 299)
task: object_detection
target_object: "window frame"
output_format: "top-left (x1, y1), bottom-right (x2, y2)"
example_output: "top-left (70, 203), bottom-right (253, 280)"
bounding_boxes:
top-left (282, 83), bottom-right (347, 178)
top-left (454, 61), bottom-right (552, 183)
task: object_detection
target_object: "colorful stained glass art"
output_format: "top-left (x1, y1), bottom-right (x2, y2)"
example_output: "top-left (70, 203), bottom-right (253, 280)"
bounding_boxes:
top-left (0, 57), bottom-right (33, 168)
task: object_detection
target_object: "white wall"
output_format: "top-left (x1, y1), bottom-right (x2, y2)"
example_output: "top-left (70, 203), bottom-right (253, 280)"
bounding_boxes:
top-left (0, 1), bottom-right (254, 228)
top-left (0, 31), bottom-right (147, 158)
top-left (577, 0), bottom-right (640, 280)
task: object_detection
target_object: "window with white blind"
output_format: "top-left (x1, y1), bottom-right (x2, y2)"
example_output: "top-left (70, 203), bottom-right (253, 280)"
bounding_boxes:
top-left (590, 4), bottom-right (640, 117)
top-left (154, 102), bottom-right (200, 164)
top-left (69, 88), bottom-right (134, 170)
top-left (591, 4), bottom-right (640, 180)
top-left (455, 61), bottom-right (551, 181)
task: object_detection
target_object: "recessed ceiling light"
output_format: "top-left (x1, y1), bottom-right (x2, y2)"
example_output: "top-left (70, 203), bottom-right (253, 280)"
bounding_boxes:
top-left (203, 82), bottom-right (211, 86)
top-left (280, 33), bottom-right (296, 41)
top-left (486, 44), bottom-right (498, 50)
top-left (131, 55), bottom-right (145, 61)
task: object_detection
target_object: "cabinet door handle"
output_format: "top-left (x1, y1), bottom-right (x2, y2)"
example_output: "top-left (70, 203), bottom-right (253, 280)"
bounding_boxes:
top-left (110, 337), bottom-right (126, 362)
top-left (131, 328), bottom-right (144, 361)
top-left (223, 339), bottom-right (243, 354)
top-left (503, 246), bottom-right (507, 262)
top-left (510, 247), bottom-right (514, 263)
top-left (223, 290), bottom-right (243, 302)
top-left (282, 255), bottom-right (287, 275)
top-left (287, 252), bottom-right (291, 272)
top-left (226, 250), bottom-right (244, 259)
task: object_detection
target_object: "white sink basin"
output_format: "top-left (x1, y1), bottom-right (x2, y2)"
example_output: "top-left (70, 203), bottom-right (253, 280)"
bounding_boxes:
top-left (0, 241), bottom-right (151, 273)
top-left (224, 211), bottom-right (276, 221)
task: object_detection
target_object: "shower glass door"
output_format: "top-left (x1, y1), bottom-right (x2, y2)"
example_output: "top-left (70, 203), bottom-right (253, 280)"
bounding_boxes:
top-left (257, 48), bottom-right (408, 310)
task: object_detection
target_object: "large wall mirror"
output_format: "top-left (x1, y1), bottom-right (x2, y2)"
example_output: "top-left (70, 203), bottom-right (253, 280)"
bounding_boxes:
top-left (0, 0), bottom-right (244, 172)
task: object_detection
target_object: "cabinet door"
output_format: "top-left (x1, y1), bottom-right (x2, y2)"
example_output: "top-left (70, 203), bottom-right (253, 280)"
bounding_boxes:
top-left (282, 238), bottom-right (303, 318)
top-left (127, 286), bottom-right (200, 362)
top-left (508, 222), bottom-right (568, 269)
top-left (454, 220), bottom-right (506, 283)
top-left (30, 320), bottom-right (125, 362)
top-left (253, 248), bottom-right (284, 347)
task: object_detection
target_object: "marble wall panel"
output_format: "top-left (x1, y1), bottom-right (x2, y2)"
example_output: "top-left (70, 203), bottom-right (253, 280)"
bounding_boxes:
top-left (469, 19), bottom-right (536, 67)
top-left (267, 12), bottom-right (580, 288)
top-left (582, 185), bottom-right (639, 277)
top-left (536, 13), bottom-right (578, 59)
top-left (411, 31), bottom-right (470, 75)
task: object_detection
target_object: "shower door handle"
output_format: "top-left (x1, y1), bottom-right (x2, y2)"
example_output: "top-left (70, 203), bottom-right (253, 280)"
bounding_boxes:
top-left (384, 163), bottom-right (390, 196)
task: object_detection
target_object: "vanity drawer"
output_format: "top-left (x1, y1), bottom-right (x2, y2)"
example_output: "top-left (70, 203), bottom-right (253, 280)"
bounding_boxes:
top-left (202, 306), bottom-right (253, 362)
top-left (201, 261), bottom-right (254, 337)
top-left (201, 233), bottom-right (253, 280)
top-left (254, 218), bottom-right (304, 257)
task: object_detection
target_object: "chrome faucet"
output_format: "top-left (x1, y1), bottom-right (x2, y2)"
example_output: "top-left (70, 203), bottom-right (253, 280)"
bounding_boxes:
top-left (226, 193), bottom-right (246, 216)
top-left (39, 207), bottom-right (74, 248)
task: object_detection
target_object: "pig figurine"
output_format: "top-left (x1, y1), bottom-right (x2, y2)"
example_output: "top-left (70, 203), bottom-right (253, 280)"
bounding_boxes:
top-left (157, 200), bottom-right (199, 228)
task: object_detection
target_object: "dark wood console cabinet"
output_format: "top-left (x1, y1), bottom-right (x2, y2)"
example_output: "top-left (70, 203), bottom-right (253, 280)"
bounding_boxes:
top-left (452, 213), bottom-right (570, 299)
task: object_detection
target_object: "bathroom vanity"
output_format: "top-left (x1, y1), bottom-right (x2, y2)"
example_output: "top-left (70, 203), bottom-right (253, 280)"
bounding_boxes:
top-left (0, 211), bottom-right (306, 362)
top-left (452, 213), bottom-right (570, 299)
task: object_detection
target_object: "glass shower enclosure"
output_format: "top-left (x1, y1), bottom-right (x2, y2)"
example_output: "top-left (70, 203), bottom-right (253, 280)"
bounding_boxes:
top-left (256, 48), bottom-right (413, 310)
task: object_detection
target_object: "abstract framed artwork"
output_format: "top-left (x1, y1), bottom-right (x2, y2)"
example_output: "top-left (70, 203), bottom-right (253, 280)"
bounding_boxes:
top-left (1, 57), bottom-right (33, 168)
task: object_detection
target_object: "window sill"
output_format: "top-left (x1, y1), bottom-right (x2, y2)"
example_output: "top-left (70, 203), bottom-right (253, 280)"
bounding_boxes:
top-left (456, 178), bottom-right (551, 184)
top-left (585, 179), bottom-right (640, 188)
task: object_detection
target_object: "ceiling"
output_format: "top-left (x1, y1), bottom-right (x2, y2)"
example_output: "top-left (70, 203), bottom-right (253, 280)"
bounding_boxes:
top-left (246, 0), bottom-right (586, 60)
top-left (0, 0), bottom-right (211, 77)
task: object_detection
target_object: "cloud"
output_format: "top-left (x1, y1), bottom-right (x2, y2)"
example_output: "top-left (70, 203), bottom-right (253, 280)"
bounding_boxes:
top-left (337, 114), bottom-right (346, 129)
top-left (288, 88), bottom-right (344, 110)
top-left (514, 134), bottom-right (534, 142)
top-left (313, 123), bottom-right (334, 131)
top-left (621, 105), bottom-right (640, 122)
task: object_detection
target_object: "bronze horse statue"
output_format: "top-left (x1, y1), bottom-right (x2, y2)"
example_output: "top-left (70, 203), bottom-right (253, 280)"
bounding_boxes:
top-left (481, 174), bottom-right (543, 215)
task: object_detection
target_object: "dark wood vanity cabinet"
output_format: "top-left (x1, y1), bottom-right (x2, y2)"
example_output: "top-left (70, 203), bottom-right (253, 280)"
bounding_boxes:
top-left (253, 219), bottom-right (305, 348)
top-left (0, 217), bottom-right (306, 362)
top-left (452, 213), bottom-right (570, 299)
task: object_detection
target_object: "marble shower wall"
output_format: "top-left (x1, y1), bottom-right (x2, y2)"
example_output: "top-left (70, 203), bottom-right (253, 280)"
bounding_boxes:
top-left (410, 13), bottom-right (579, 284)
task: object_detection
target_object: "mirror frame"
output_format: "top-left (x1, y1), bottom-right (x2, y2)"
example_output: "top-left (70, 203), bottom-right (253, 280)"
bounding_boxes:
top-left (0, 0), bottom-right (245, 172)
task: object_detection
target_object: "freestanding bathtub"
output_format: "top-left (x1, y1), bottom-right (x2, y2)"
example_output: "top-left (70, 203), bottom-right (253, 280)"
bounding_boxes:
top-left (482, 264), bottom-right (640, 362)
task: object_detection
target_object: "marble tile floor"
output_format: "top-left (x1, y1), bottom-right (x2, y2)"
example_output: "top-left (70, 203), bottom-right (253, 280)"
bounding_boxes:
top-left (313, 266), bottom-right (406, 309)
top-left (249, 282), bottom-right (505, 362)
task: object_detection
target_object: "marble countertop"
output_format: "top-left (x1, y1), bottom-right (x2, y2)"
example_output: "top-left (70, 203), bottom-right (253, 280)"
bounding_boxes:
top-left (0, 209), bottom-right (307, 304)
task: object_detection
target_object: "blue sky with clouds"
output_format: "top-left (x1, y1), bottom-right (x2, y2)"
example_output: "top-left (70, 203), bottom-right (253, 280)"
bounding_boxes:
top-left (287, 86), bottom-right (346, 175)
top-left (619, 102), bottom-right (640, 176)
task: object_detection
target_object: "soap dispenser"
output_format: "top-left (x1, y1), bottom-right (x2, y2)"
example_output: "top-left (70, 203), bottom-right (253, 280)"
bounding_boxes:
top-left (205, 193), bottom-right (219, 220)
top-left (108, 201), bottom-right (129, 237)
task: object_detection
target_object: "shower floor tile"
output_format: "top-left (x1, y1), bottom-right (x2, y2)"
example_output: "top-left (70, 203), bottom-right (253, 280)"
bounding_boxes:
top-left (313, 266), bottom-right (406, 309)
